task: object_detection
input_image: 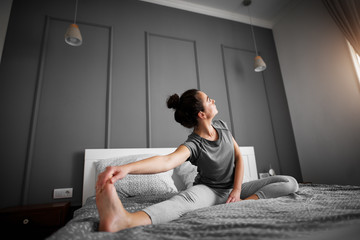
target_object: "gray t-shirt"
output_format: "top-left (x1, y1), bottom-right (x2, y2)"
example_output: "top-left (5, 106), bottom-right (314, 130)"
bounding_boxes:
top-left (182, 120), bottom-right (235, 189)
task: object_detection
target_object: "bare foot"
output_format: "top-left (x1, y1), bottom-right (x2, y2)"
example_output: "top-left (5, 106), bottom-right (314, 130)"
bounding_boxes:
top-left (96, 182), bottom-right (152, 232)
top-left (244, 194), bottom-right (259, 200)
top-left (96, 182), bottom-right (132, 232)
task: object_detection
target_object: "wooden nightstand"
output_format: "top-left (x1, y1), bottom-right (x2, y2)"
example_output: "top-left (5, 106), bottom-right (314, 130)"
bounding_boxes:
top-left (0, 202), bottom-right (70, 239)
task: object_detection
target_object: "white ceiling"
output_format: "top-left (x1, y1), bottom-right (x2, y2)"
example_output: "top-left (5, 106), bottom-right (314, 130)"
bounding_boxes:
top-left (140, 0), bottom-right (301, 29)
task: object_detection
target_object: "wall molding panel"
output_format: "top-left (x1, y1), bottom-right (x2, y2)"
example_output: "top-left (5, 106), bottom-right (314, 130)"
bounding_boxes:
top-left (21, 16), bottom-right (113, 205)
top-left (22, 16), bottom-right (51, 205)
top-left (145, 32), bottom-right (200, 148)
top-left (221, 44), bottom-right (281, 174)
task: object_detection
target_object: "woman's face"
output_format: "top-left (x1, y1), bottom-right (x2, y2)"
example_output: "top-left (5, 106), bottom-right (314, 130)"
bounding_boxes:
top-left (197, 91), bottom-right (218, 119)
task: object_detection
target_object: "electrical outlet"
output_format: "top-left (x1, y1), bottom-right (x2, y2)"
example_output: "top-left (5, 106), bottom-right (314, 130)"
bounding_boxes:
top-left (53, 188), bottom-right (73, 199)
top-left (259, 173), bottom-right (270, 179)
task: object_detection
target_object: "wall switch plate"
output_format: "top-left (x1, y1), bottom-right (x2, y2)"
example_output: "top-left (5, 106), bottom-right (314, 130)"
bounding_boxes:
top-left (259, 173), bottom-right (270, 179)
top-left (53, 188), bottom-right (73, 199)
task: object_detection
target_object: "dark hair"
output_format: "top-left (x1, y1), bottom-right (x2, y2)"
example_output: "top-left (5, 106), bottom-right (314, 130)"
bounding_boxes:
top-left (167, 89), bottom-right (204, 128)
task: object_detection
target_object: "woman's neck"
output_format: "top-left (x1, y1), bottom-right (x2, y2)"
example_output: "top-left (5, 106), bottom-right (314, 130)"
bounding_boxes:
top-left (194, 121), bottom-right (218, 141)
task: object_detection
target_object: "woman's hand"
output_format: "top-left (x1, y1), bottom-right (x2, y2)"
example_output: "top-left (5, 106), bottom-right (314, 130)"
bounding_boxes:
top-left (226, 189), bottom-right (242, 203)
top-left (96, 165), bottom-right (129, 192)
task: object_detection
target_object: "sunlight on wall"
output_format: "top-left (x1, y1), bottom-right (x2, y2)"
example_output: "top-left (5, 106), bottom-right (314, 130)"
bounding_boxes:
top-left (347, 41), bottom-right (360, 84)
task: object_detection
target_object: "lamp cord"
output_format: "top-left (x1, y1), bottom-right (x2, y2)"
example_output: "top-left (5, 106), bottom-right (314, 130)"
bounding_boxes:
top-left (248, 6), bottom-right (259, 56)
top-left (74, 0), bottom-right (79, 24)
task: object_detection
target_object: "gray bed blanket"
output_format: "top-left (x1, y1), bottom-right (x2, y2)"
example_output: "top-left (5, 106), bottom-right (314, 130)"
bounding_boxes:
top-left (48, 184), bottom-right (360, 240)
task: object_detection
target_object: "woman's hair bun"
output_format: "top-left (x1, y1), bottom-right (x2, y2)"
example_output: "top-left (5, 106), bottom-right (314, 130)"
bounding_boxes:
top-left (167, 94), bottom-right (180, 109)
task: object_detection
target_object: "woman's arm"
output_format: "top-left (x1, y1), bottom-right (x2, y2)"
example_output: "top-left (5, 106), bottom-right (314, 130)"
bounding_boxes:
top-left (226, 137), bottom-right (244, 203)
top-left (96, 145), bottom-right (190, 190)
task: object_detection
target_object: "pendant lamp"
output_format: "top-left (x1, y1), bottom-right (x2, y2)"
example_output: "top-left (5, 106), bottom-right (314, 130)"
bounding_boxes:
top-left (243, 0), bottom-right (266, 72)
top-left (65, 0), bottom-right (82, 46)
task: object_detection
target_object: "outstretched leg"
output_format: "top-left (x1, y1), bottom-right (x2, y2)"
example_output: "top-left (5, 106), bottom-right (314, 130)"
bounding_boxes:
top-left (96, 182), bottom-right (151, 232)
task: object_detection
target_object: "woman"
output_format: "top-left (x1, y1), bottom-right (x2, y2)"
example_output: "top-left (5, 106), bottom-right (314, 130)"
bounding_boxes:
top-left (95, 89), bottom-right (298, 232)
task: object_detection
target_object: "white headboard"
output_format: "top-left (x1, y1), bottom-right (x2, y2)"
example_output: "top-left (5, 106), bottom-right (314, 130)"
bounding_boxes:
top-left (82, 146), bottom-right (258, 205)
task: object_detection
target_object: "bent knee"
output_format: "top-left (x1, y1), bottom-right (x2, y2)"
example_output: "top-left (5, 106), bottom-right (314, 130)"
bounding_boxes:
top-left (282, 176), bottom-right (299, 193)
top-left (269, 175), bottom-right (299, 194)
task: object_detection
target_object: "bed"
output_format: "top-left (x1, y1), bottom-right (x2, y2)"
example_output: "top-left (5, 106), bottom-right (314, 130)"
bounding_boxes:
top-left (48, 147), bottom-right (360, 240)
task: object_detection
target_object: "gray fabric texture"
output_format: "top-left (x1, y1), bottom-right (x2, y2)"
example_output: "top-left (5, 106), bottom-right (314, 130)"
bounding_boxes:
top-left (48, 184), bottom-right (360, 240)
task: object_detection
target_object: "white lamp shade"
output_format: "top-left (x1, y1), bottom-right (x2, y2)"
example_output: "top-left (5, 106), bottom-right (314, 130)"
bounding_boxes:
top-left (65, 23), bottom-right (82, 46)
top-left (254, 56), bottom-right (266, 72)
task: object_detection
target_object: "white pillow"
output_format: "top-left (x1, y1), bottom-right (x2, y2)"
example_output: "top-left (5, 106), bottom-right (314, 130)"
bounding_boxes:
top-left (174, 161), bottom-right (198, 190)
top-left (94, 154), bottom-right (178, 197)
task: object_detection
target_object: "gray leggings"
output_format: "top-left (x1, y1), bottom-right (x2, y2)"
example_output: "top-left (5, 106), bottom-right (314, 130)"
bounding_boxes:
top-left (143, 175), bottom-right (299, 224)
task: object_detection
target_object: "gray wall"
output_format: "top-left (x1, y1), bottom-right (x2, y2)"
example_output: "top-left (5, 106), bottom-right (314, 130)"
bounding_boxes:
top-left (273, 0), bottom-right (360, 185)
top-left (0, 0), bottom-right (13, 63)
top-left (0, 0), bottom-right (300, 208)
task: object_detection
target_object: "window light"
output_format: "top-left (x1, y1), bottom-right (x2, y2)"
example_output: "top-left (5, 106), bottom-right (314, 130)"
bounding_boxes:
top-left (347, 41), bottom-right (360, 84)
